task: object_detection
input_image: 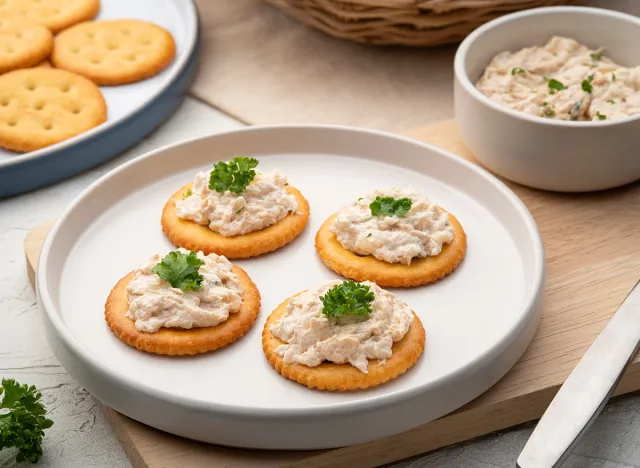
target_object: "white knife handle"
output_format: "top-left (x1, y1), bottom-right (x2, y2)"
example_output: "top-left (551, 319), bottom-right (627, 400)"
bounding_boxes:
top-left (517, 279), bottom-right (640, 468)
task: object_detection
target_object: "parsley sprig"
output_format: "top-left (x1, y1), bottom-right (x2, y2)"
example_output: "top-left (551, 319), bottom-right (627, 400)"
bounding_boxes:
top-left (369, 196), bottom-right (412, 217)
top-left (545, 77), bottom-right (567, 94)
top-left (320, 281), bottom-right (375, 318)
top-left (596, 111), bottom-right (607, 121)
top-left (152, 251), bottom-right (204, 291)
top-left (581, 74), bottom-right (594, 93)
top-left (0, 379), bottom-right (53, 464)
top-left (511, 67), bottom-right (526, 76)
top-left (209, 156), bottom-right (259, 194)
top-left (590, 50), bottom-right (604, 61)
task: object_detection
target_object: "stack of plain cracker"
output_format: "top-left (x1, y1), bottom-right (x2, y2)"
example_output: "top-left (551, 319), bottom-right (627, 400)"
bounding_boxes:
top-left (0, 0), bottom-right (176, 153)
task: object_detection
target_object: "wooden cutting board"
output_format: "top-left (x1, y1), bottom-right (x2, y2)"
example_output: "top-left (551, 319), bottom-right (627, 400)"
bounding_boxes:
top-left (24, 119), bottom-right (640, 468)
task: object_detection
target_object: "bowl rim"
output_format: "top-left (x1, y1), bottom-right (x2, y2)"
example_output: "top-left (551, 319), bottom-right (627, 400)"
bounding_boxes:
top-left (454, 5), bottom-right (640, 128)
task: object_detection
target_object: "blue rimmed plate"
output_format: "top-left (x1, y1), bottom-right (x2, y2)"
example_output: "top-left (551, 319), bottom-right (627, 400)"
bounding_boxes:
top-left (0, 0), bottom-right (199, 198)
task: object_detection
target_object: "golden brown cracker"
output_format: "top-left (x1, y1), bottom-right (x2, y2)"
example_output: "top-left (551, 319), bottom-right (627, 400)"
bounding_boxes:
top-left (161, 183), bottom-right (311, 259)
top-left (105, 266), bottom-right (262, 355)
top-left (0, 0), bottom-right (100, 34)
top-left (0, 16), bottom-right (53, 74)
top-left (0, 68), bottom-right (107, 152)
top-left (262, 295), bottom-right (426, 391)
top-left (315, 212), bottom-right (467, 288)
top-left (52, 19), bottom-right (176, 85)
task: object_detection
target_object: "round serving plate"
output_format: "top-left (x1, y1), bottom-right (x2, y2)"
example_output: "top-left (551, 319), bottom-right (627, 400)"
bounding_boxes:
top-left (36, 125), bottom-right (545, 450)
top-left (0, 0), bottom-right (199, 199)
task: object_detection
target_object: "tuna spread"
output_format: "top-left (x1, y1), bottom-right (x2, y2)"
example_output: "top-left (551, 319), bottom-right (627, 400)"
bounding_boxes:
top-left (175, 168), bottom-right (298, 237)
top-left (270, 280), bottom-right (413, 373)
top-left (330, 187), bottom-right (454, 265)
top-left (126, 249), bottom-right (243, 333)
top-left (476, 36), bottom-right (640, 121)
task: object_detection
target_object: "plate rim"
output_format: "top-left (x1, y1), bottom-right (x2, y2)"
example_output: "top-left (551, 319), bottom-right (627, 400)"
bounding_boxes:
top-left (37, 124), bottom-right (546, 419)
top-left (0, 0), bottom-right (199, 169)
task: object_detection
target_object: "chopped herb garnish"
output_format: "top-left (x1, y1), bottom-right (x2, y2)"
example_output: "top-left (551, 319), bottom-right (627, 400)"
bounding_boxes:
top-left (366, 233), bottom-right (372, 238)
top-left (511, 67), bottom-right (526, 75)
top-left (607, 99), bottom-right (615, 104)
top-left (320, 281), bottom-right (375, 318)
top-left (152, 250), bottom-right (204, 291)
top-left (590, 50), bottom-right (605, 61)
top-left (0, 378), bottom-right (54, 464)
top-left (543, 101), bottom-right (549, 106)
top-left (209, 156), bottom-right (258, 194)
top-left (182, 189), bottom-right (192, 200)
top-left (545, 77), bottom-right (567, 94)
top-left (235, 207), bottom-right (244, 215)
top-left (581, 74), bottom-right (594, 93)
top-left (543, 108), bottom-right (556, 117)
top-left (357, 197), bottom-right (363, 201)
top-left (369, 196), bottom-right (412, 217)
top-left (596, 111), bottom-right (607, 120)
top-left (612, 73), bottom-right (617, 82)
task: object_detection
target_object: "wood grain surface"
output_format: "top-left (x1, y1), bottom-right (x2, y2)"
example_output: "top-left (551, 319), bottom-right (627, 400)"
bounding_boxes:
top-left (24, 119), bottom-right (640, 468)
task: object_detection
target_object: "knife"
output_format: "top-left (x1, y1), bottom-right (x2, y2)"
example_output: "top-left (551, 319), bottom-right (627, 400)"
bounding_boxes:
top-left (517, 278), bottom-right (640, 468)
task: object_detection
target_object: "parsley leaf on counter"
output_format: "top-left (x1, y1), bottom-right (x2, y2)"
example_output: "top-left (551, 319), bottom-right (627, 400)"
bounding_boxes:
top-left (209, 156), bottom-right (259, 194)
top-left (152, 250), bottom-right (204, 291)
top-left (596, 111), bottom-right (607, 120)
top-left (0, 379), bottom-right (53, 464)
top-left (511, 67), bottom-right (526, 75)
top-left (370, 196), bottom-right (412, 217)
top-left (320, 281), bottom-right (375, 318)
top-left (581, 74), bottom-right (594, 93)
top-left (545, 77), bottom-right (567, 94)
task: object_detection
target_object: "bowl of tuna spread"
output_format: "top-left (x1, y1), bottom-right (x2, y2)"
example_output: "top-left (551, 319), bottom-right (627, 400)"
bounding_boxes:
top-left (454, 6), bottom-right (640, 192)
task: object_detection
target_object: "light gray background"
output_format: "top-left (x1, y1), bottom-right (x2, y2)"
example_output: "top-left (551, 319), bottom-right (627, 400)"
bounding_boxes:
top-left (2, 99), bottom-right (640, 468)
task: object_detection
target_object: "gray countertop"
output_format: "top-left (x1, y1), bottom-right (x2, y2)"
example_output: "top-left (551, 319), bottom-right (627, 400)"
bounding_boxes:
top-left (1, 98), bottom-right (640, 468)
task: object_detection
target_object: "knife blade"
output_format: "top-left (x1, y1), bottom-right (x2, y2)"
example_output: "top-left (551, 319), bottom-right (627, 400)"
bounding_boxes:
top-left (517, 278), bottom-right (640, 468)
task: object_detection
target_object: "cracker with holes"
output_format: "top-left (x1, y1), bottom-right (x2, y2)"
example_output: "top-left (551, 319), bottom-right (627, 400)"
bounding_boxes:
top-left (0, 16), bottom-right (53, 74)
top-left (315, 187), bottom-right (467, 288)
top-left (0, 0), bottom-right (100, 34)
top-left (262, 280), bottom-right (425, 391)
top-left (52, 19), bottom-right (176, 86)
top-left (161, 157), bottom-right (311, 259)
top-left (105, 249), bottom-right (262, 356)
top-left (0, 68), bottom-right (107, 152)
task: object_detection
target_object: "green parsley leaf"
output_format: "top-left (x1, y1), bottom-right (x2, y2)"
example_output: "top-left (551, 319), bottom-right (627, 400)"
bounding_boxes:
top-left (366, 233), bottom-right (372, 238)
top-left (607, 99), bottom-right (615, 104)
top-left (545, 77), bottom-right (567, 94)
top-left (612, 73), bottom-right (617, 82)
top-left (151, 250), bottom-right (204, 291)
top-left (182, 189), bottom-right (192, 200)
top-left (320, 281), bottom-right (375, 318)
top-left (543, 108), bottom-right (556, 117)
top-left (596, 111), bottom-right (607, 120)
top-left (0, 379), bottom-right (53, 464)
top-left (581, 74), bottom-right (594, 93)
top-left (511, 67), bottom-right (526, 75)
top-left (590, 50), bottom-right (604, 61)
top-left (369, 196), bottom-right (412, 217)
top-left (208, 156), bottom-right (259, 194)
top-left (543, 101), bottom-right (549, 106)
top-left (357, 198), bottom-right (363, 201)
top-left (235, 207), bottom-right (244, 215)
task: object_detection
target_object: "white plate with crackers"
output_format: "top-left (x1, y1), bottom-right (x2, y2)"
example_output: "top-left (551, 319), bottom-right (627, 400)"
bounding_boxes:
top-left (0, 0), bottom-right (199, 198)
top-left (36, 125), bottom-right (545, 449)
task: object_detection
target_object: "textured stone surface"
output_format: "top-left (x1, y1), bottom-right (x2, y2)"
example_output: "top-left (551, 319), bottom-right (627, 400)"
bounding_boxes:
top-left (2, 98), bottom-right (640, 468)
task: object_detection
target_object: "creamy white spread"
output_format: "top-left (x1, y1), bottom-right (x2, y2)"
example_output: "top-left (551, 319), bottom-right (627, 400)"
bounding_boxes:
top-left (175, 169), bottom-right (298, 237)
top-left (270, 280), bottom-right (413, 373)
top-left (125, 249), bottom-right (243, 333)
top-left (476, 36), bottom-right (640, 121)
top-left (330, 187), bottom-right (454, 265)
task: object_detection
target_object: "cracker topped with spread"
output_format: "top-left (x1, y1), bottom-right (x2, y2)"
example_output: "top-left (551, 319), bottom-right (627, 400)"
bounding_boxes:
top-left (262, 279), bottom-right (425, 391)
top-left (315, 187), bottom-right (467, 287)
top-left (105, 248), bottom-right (261, 355)
top-left (161, 157), bottom-right (311, 258)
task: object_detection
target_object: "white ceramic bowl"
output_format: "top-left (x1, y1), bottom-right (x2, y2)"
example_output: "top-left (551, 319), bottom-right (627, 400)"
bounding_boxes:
top-left (454, 6), bottom-right (640, 192)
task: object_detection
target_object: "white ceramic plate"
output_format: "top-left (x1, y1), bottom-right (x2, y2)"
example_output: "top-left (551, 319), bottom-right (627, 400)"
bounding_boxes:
top-left (37, 125), bottom-right (545, 450)
top-left (0, 0), bottom-right (198, 197)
